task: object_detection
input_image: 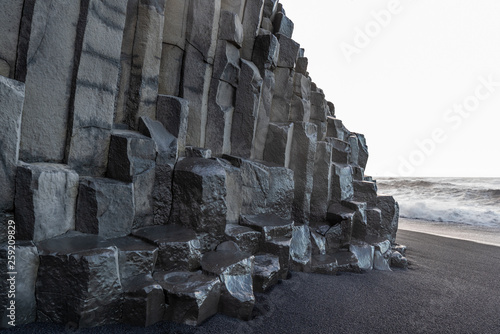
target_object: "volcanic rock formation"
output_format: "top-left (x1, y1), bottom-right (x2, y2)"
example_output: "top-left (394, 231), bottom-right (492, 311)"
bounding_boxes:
top-left (0, 0), bottom-right (405, 328)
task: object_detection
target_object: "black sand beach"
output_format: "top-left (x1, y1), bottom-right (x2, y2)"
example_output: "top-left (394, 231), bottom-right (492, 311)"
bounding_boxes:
top-left (7, 225), bottom-right (500, 334)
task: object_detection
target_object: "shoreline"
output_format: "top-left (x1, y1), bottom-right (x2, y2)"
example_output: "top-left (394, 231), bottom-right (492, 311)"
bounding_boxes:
top-left (398, 217), bottom-right (500, 247)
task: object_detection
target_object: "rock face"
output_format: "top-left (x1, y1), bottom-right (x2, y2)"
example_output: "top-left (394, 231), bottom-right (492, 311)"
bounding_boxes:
top-left (0, 0), bottom-right (402, 329)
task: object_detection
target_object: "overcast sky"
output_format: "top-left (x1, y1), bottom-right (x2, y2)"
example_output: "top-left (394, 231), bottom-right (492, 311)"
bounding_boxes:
top-left (282, 0), bottom-right (500, 177)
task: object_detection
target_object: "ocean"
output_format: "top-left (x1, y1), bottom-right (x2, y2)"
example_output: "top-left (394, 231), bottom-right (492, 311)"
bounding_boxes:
top-left (376, 177), bottom-right (500, 231)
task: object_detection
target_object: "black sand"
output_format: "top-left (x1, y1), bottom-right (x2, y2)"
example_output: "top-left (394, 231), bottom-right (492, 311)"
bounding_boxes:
top-left (7, 229), bottom-right (500, 334)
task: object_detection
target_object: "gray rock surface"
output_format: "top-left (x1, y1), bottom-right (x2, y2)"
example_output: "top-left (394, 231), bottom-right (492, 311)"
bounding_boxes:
top-left (0, 1), bottom-right (24, 78)
top-left (290, 224), bottom-right (312, 271)
top-left (126, 0), bottom-right (165, 130)
top-left (289, 122), bottom-right (317, 224)
top-left (171, 158), bottom-right (227, 251)
top-left (17, 0), bottom-right (83, 162)
top-left (36, 232), bottom-right (122, 327)
top-left (225, 224), bottom-right (261, 254)
top-left (241, 0), bottom-right (264, 60)
top-left (15, 163), bottom-right (79, 242)
top-left (253, 253), bottom-right (280, 292)
top-left (76, 177), bottom-right (134, 238)
top-left (156, 95), bottom-right (189, 156)
top-left (66, 0), bottom-right (128, 176)
top-left (263, 122), bottom-right (294, 167)
top-left (0, 77), bottom-right (24, 212)
top-left (0, 241), bottom-right (39, 328)
top-left (132, 224), bottom-right (201, 271)
top-left (350, 241), bottom-right (374, 271)
top-left (376, 195), bottom-right (400, 244)
top-left (310, 141), bottom-right (333, 221)
top-left (121, 274), bottom-right (165, 327)
top-left (154, 271), bottom-right (221, 326)
top-left (110, 236), bottom-right (158, 281)
top-left (330, 163), bottom-right (354, 202)
top-left (240, 214), bottom-right (294, 242)
top-left (231, 59), bottom-right (263, 158)
top-left (201, 248), bottom-right (255, 320)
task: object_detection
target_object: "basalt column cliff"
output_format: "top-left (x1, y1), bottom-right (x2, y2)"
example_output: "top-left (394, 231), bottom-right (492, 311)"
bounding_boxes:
top-left (0, 0), bottom-right (405, 328)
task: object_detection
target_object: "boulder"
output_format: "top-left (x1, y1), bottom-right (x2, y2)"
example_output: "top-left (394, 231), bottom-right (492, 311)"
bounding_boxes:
top-left (0, 76), bottom-right (24, 212)
top-left (349, 241), bottom-right (374, 271)
top-left (253, 254), bottom-right (280, 292)
top-left (289, 122), bottom-right (317, 223)
top-left (36, 232), bottom-right (122, 328)
top-left (326, 117), bottom-right (349, 141)
top-left (110, 236), bottom-right (158, 281)
top-left (0, 241), bottom-right (39, 328)
top-left (390, 251), bottom-right (408, 269)
top-left (344, 201), bottom-right (368, 241)
top-left (261, 238), bottom-right (291, 279)
top-left (76, 177), bottom-right (135, 239)
top-left (132, 225), bottom-right (201, 272)
top-left (185, 147), bottom-right (213, 159)
top-left (154, 271), bottom-right (221, 326)
top-left (240, 214), bottom-right (294, 242)
top-left (201, 248), bottom-right (255, 320)
top-left (290, 224), bottom-right (312, 271)
top-left (324, 220), bottom-right (353, 252)
top-left (15, 163), bottom-right (79, 242)
top-left (170, 158), bottom-right (227, 251)
top-left (121, 274), bottom-right (165, 327)
top-left (225, 224), bottom-right (261, 254)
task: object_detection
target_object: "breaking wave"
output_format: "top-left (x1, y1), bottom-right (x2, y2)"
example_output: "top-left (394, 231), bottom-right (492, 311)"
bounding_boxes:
top-left (376, 177), bottom-right (500, 228)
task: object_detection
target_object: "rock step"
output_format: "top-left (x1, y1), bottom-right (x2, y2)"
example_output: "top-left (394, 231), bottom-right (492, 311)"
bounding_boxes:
top-left (132, 224), bottom-right (201, 272)
top-left (225, 224), bottom-right (261, 254)
top-left (253, 253), bottom-right (281, 292)
top-left (240, 213), bottom-right (294, 242)
top-left (153, 271), bottom-right (221, 326)
top-left (310, 251), bottom-right (360, 275)
top-left (201, 242), bottom-right (255, 320)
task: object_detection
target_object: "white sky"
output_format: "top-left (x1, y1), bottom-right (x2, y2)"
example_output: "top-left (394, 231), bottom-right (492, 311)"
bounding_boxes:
top-left (282, 0), bottom-right (500, 177)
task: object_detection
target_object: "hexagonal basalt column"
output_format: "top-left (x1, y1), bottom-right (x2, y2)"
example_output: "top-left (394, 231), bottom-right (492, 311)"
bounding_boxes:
top-left (154, 271), bottom-right (221, 326)
top-left (132, 225), bottom-right (201, 272)
top-left (36, 232), bottom-right (122, 328)
top-left (201, 244), bottom-right (255, 320)
top-left (170, 157), bottom-right (227, 251)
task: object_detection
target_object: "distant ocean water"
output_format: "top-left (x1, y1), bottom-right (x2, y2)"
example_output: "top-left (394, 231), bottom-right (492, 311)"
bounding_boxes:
top-left (376, 177), bottom-right (500, 229)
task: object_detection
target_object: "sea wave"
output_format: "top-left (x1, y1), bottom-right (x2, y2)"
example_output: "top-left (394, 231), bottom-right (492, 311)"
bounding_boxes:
top-left (399, 201), bottom-right (500, 228)
top-left (376, 177), bottom-right (500, 227)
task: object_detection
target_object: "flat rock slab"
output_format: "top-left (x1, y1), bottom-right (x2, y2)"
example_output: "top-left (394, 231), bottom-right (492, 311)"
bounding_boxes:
top-left (261, 237), bottom-right (291, 279)
top-left (311, 251), bottom-right (360, 275)
top-left (327, 202), bottom-right (355, 224)
top-left (36, 232), bottom-right (122, 327)
top-left (110, 236), bottom-right (158, 281)
top-left (240, 214), bottom-right (294, 242)
top-left (154, 271), bottom-right (221, 326)
top-left (253, 253), bottom-right (280, 292)
top-left (121, 274), bottom-right (165, 327)
top-left (132, 225), bottom-right (201, 272)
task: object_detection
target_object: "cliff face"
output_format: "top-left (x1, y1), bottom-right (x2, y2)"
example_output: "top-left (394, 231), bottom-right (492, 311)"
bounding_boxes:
top-left (0, 0), bottom-right (403, 329)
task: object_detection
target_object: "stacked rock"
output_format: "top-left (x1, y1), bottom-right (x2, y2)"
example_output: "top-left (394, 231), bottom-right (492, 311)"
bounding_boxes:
top-left (0, 0), bottom-right (406, 329)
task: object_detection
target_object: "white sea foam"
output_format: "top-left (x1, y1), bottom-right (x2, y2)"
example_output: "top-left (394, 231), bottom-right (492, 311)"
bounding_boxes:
top-left (376, 177), bottom-right (500, 228)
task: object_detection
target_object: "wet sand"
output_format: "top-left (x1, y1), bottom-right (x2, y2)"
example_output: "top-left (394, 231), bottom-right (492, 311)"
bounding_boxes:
top-left (7, 226), bottom-right (500, 334)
